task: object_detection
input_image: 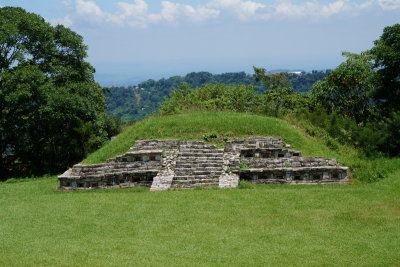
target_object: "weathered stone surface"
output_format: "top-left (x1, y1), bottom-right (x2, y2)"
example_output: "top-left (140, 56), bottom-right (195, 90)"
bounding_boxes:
top-left (150, 150), bottom-right (178, 191)
top-left (58, 137), bottom-right (349, 190)
top-left (169, 141), bottom-right (224, 189)
top-left (131, 139), bottom-right (180, 150)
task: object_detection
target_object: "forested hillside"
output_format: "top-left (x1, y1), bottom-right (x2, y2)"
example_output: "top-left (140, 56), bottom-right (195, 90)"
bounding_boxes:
top-left (105, 71), bottom-right (328, 121)
top-left (156, 23), bottom-right (400, 158)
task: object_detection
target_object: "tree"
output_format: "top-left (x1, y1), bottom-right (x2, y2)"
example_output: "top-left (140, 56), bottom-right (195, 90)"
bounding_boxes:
top-left (369, 24), bottom-right (400, 113)
top-left (310, 52), bottom-right (377, 122)
top-left (253, 67), bottom-right (291, 90)
top-left (253, 67), bottom-right (298, 116)
top-left (0, 7), bottom-right (120, 179)
top-left (158, 83), bottom-right (262, 115)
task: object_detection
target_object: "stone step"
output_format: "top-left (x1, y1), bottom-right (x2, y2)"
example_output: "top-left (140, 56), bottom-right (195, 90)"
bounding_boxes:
top-left (178, 151), bottom-right (223, 155)
top-left (176, 161), bottom-right (223, 165)
top-left (174, 170), bottom-right (221, 174)
top-left (175, 163), bottom-right (222, 168)
top-left (150, 173), bottom-right (174, 192)
top-left (177, 174), bottom-right (219, 178)
top-left (175, 166), bottom-right (222, 171)
top-left (180, 141), bottom-right (205, 145)
top-left (174, 175), bottom-right (220, 181)
top-left (179, 146), bottom-right (213, 150)
top-left (179, 144), bottom-right (215, 149)
top-left (178, 152), bottom-right (223, 157)
top-left (176, 159), bottom-right (223, 162)
top-left (174, 172), bottom-right (222, 177)
top-left (179, 149), bottom-right (223, 152)
top-left (173, 175), bottom-right (191, 180)
top-left (174, 171), bottom-right (219, 174)
top-left (173, 179), bottom-right (219, 185)
top-left (179, 148), bottom-right (224, 153)
top-left (179, 151), bottom-right (223, 155)
top-left (194, 178), bottom-right (219, 183)
top-left (171, 183), bottom-right (219, 189)
top-left (177, 156), bottom-right (223, 161)
top-left (176, 170), bottom-right (222, 174)
top-left (176, 159), bottom-right (223, 164)
top-left (174, 171), bottom-right (223, 175)
top-left (193, 182), bottom-right (219, 187)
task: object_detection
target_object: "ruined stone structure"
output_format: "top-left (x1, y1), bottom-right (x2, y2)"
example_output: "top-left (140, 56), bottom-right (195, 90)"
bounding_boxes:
top-left (59, 137), bottom-right (349, 191)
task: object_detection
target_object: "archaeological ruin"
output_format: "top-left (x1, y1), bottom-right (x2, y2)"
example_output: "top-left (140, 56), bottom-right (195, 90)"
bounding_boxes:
top-left (58, 136), bottom-right (349, 191)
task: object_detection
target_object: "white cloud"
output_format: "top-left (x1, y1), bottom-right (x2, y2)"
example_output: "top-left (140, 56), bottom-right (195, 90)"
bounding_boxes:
top-left (55, 0), bottom-right (400, 28)
top-left (153, 1), bottom-right (219, 23)
top-left (118, 0), bottom-right (148, 15)
top-left (50, 15), bottom-right (73, 27)
top-left (108, 0), bottom-right (149, 27)
top-left (75, 0), bottom-right (106, 23)
top-left (275, 1), bottom-right (350, 18)
top-left (209, 0), bottom-right (267, 20)
top-left (61, 0), bottom-right (74, 10)
top-left (62, 0), bottom-right (219, 27)
top-left (156, 1), bottom-right (182, 22)
top-left (378, 0), bottom-right (400, 10)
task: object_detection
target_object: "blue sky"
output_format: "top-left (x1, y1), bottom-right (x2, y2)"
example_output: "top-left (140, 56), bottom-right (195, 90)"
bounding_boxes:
top-left (1, 0), bottom-right (399, 85)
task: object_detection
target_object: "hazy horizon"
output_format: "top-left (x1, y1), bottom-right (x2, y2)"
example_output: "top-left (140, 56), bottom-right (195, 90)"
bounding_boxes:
top-left (2, 0), bottom-right (399, 86)
top-left (93, 61), bottom-right (313, 87)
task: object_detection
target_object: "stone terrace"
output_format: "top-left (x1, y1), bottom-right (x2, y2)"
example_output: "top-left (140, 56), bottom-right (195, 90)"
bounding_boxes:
top-left (58, 137), bottom-right (349, 190)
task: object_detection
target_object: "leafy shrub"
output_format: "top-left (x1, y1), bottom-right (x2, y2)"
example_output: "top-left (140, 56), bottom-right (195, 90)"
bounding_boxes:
top-left (158, 83), bottom-right (263, 115)
top-left (203, 132), bottom-right (218, 141)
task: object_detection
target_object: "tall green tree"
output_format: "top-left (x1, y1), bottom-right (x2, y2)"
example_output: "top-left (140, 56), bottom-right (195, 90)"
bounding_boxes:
top-left (253, 67), bottom-right (302, 116)
top-left (369, 23), bottom-right (400, 113)
top-left (0, 7), bottom-right (120, 179)
top-left (310, 52), bottom-right (377, 122)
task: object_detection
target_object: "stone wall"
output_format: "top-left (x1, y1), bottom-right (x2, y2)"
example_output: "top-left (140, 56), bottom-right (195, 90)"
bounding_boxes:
top-left (241, 157), bottom-right (339, 168)
top-left (224, 136), bottom-right (285, 152)
top-left (240, 167), bottom-right (348, 184)
top-left (240, 148), bottom-right (302, 159)
top-left (58, 137), bottom-right (349, 190)
top-left (59, 149), bottom-right (163, 189)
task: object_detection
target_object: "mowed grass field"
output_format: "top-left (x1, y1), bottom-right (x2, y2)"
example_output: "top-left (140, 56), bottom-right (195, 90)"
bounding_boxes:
top-left (1, 174), bottom-right (399, 266)
top-left (1, 111), bottom-right (400, 266)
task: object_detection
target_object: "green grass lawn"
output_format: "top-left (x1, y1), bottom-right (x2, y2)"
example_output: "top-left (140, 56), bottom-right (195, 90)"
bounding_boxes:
top-left (2, 111), bottom-right (399, 266)
top-left (1, 173), bottom-right (399, 266)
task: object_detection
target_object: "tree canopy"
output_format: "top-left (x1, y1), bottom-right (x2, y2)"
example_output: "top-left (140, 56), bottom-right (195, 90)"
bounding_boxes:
top-left (0, 7), bottom-right (120, 179)
top-left (106, 70), bottom-right (328, 121)
top-left (310, 52), bottom-right (377, 122)
top-left (369, 23), bottom-right (400, 113)
top-left (307, 24), bottom-right (400, 156)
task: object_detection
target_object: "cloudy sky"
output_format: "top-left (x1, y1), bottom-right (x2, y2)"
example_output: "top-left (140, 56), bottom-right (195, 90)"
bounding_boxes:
top-left (2, 0), bottom-right (399, 85)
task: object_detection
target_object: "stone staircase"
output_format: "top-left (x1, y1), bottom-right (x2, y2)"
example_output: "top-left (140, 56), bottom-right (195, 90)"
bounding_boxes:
top-left (59, 137), bottom-right (349, 190)
top-left (171, 141), bottom-right (224, 188)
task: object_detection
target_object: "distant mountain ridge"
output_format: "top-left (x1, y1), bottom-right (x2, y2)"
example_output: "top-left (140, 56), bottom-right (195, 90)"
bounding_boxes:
top-left (105, 70), bottom-right (329, 121)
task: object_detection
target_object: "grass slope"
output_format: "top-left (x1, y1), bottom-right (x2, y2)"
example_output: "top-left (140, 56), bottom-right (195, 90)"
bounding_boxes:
top-left (1, 174), bottom-right (399, 266)
top-left (84, 111), bottom-right (339, 164)
top-left (82, 111), bottom-right (400, 182)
